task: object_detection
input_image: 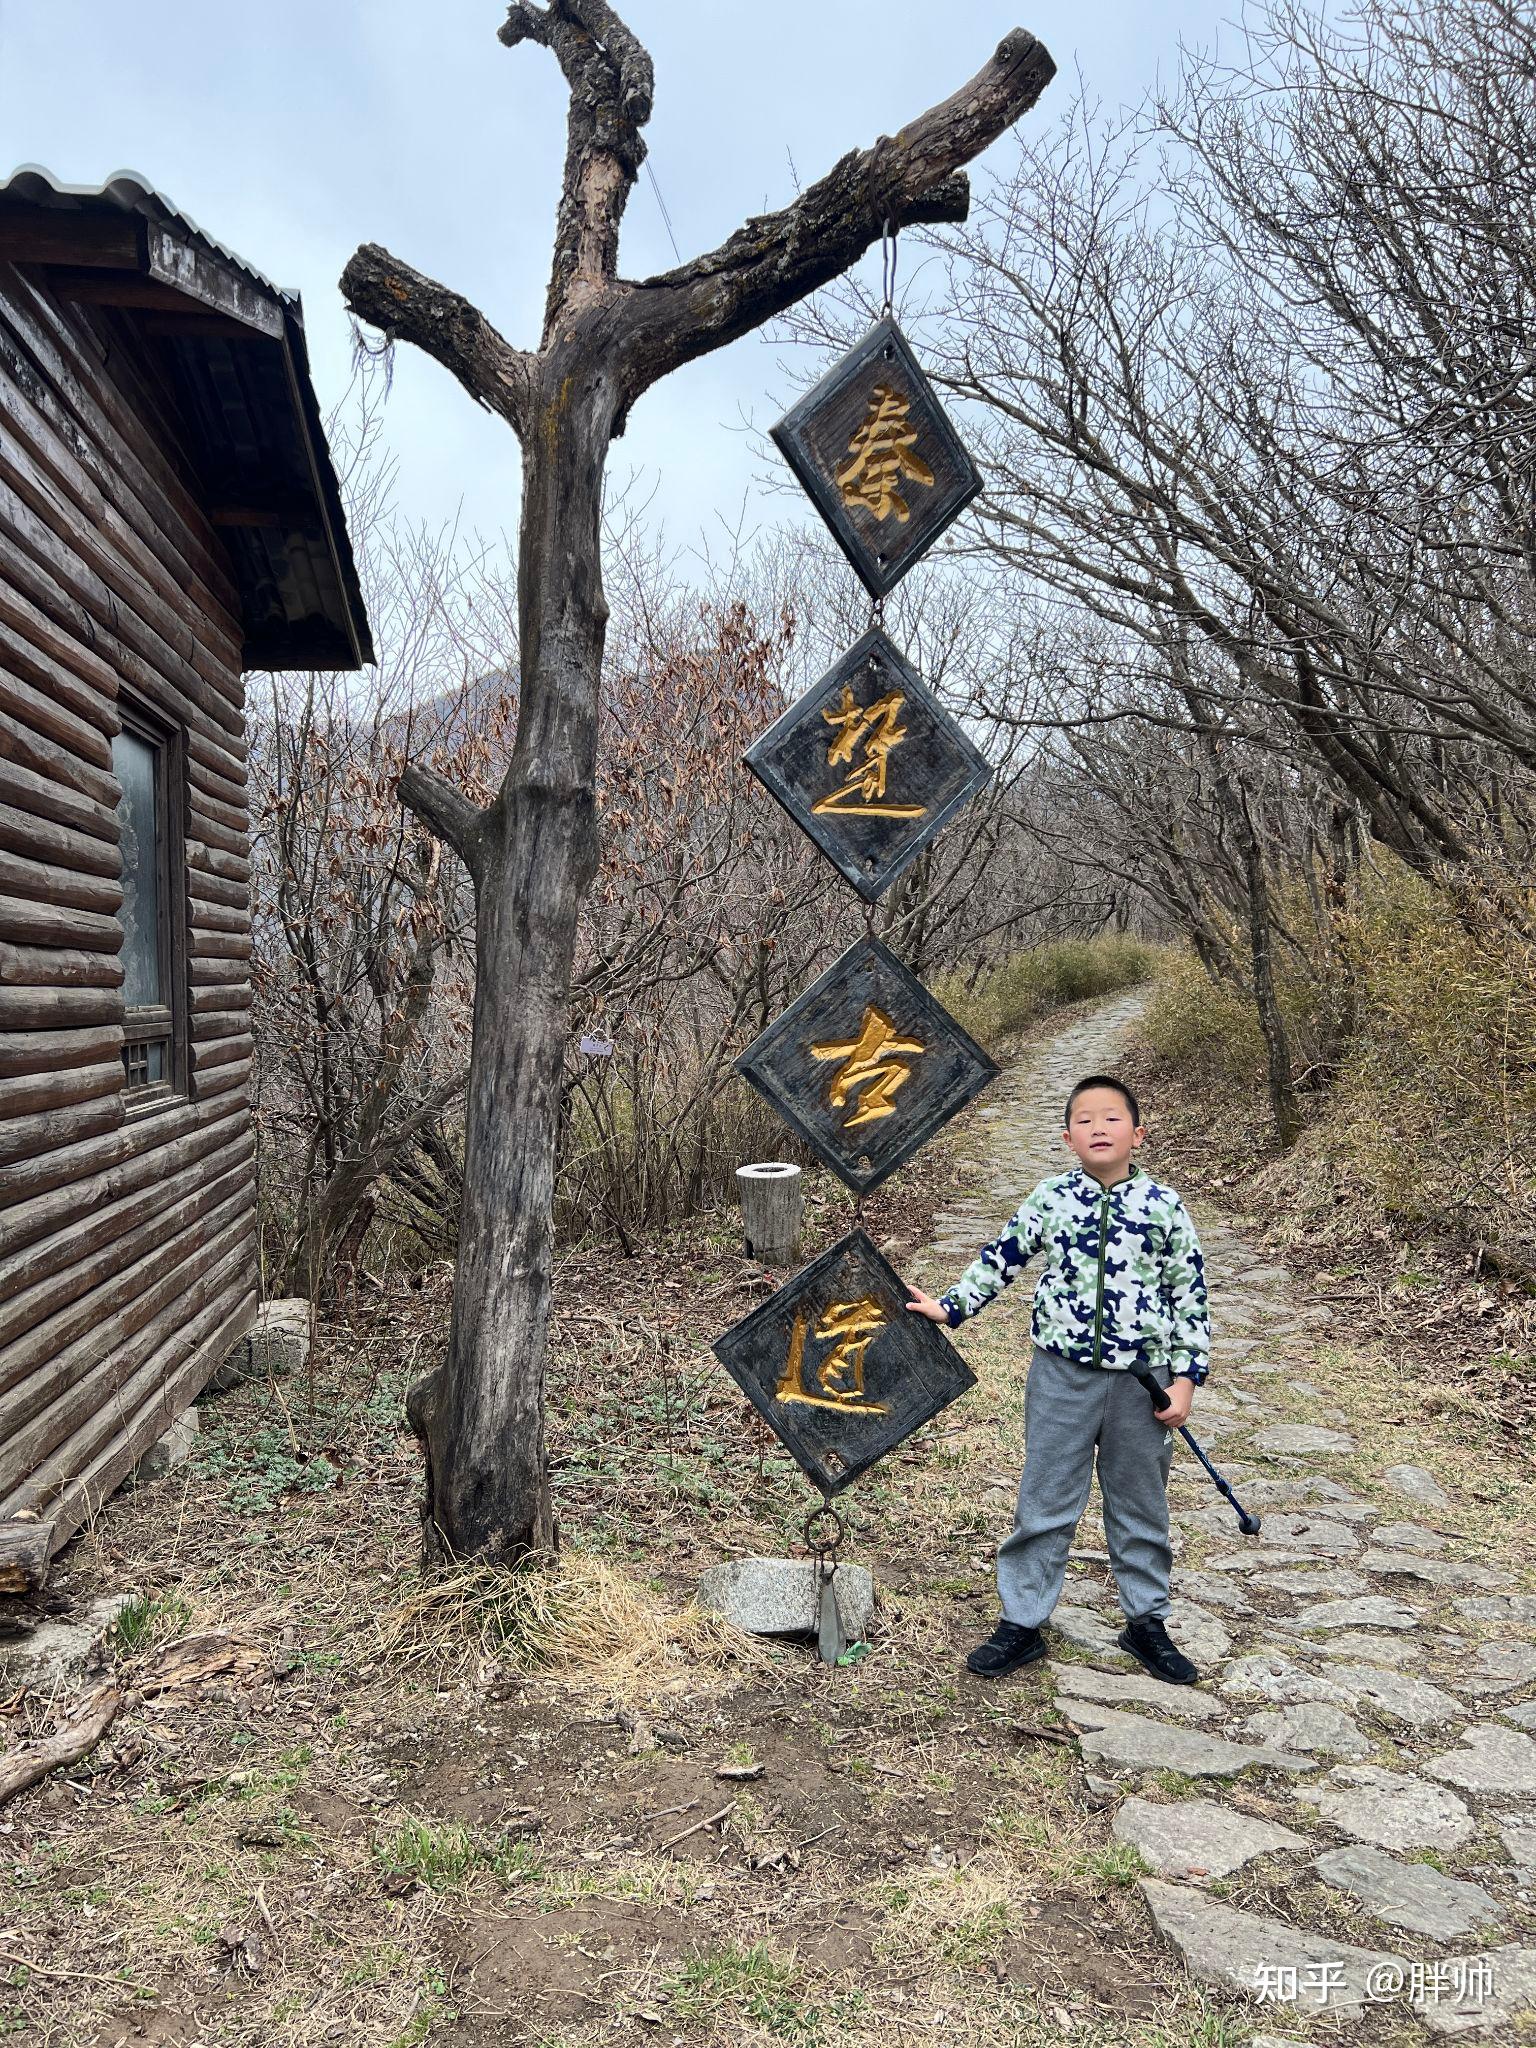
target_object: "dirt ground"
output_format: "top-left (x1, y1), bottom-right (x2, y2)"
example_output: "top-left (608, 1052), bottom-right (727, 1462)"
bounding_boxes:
top-left (4, 997), bottom-right (1532, 2048)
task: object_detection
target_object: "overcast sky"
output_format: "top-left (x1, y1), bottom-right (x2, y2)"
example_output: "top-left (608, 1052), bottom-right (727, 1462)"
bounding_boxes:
top-left (1, 1), bottom-right (1230, 558)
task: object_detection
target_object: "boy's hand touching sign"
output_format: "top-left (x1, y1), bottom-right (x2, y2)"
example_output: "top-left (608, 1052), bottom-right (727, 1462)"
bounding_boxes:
top-left (905, 1284), bottom-right (950, 1325)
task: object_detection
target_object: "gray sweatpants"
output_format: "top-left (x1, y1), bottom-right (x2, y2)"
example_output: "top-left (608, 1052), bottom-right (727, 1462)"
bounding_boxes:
top-left (997, 1347), bottom-right (1174, 1629)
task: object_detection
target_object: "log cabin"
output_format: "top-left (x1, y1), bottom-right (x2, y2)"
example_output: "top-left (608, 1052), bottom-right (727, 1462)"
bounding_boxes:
top-left (0, 169), bottom-right (371, 1589)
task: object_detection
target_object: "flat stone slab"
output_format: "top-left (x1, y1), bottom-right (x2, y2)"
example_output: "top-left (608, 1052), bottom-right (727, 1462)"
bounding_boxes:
top-left (1240, 1702), bottom-right (1370, 1758)
top-left (1503, 1702), bottom-right (1536, 1731)
top-left (1196, 1507), bottom-right (1368, 1548)
top-left (1251, 1425), bottom-right (1355, 1454)
top-left (1052, 1605), bottom-right (1132, 1660)
top-left (1464, 1641), bottom-right (1536, 1695)
top-left (1113, 1794), bottom-right (1305, 1878)
top-left (1169, 1602), bottom-right (1232, 1668)
top-left (1457, 1594), bottom-right (1536, 1626)
top-left (1383, 1464), bottom-right (1452, 1508)
top-left (1323, 1662), bottom-right (1467, 1732)
top-left (1073, 1705), bottom-right (1315, 1778)
top-left (1208, 1549), bottom-right (1321, 1574)
top-left (1257, 1513), bottom-right (1363, 1556)
top-left (1255, 1568), bottom-right (1370, 1597)
top-left (1313, 1845), bottom-right (1504, 1940)
top-left (1296, 1595), bottom-right (1421, 1631)
top-left (696, 1557), bottom-right (875, 1640)
top-left (1297, 1765), bottom-right (1475, 1850)
top-left (1418, 1944), bottom-right (1536, 2039)
top-left (1362, 1548), bottom-right (1511, 1591)
top-left (1049, 1661), bottom-right (1227, 1724)
top-left (1499, 1819), bottom-right (1536, 1870)
top-left (0, 1591), bottom-right (132, 1694)
top-left (1312, 1631), bottom-right (1416, 1666)
top-left (1238, 1475), bottom-right (1368, 1510)
top-left (1374, 1521), bottom-right (1447, 1554)
top-left (1173, 1570), bottom-right (1255, 1614)
top-left (1221, 1654), bottom-right (1352, 1708)
top-left (1426, 1723), bottom-right (1536, 1795)
top-left (1139, 1878), bottom-right (1403, 2014)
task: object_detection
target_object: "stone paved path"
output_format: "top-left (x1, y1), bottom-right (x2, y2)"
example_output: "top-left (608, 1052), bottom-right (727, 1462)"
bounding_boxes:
top-left (922, 992), bottom-right (1536, 2041)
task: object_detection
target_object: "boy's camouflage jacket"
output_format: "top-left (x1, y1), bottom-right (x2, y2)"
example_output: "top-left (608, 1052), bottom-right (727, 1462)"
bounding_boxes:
top-left (938, 1167), bottom-right (1211, 1382)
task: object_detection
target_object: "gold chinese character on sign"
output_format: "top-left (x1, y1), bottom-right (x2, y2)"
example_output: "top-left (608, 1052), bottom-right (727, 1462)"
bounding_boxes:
top-left (835, 383), bottom-right (935, 523)
top-left (775, 1295), bottom-right (890, 1413)
top-left (811, 684), bottom-right (926, 820)
top-left (811, 1004), bottom-right (925, 1129)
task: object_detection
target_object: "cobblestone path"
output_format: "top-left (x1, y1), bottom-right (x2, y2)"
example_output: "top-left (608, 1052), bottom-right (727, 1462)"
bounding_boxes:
top-left (919, 992), bottom-right (1536, 2041)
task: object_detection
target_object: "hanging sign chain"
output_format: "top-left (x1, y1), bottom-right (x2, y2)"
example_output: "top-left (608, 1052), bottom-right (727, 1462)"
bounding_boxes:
top-left (803, 1498), bottom-right (848, 1664)
top-left (870, 218), bottom-right (895, 649)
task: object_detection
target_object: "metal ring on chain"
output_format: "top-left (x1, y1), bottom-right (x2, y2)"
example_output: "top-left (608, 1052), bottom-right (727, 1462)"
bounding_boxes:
top-left (802, 1501), bottom-right (846, 1561)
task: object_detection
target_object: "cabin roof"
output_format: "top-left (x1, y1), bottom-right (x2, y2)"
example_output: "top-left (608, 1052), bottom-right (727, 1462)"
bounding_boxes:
top-left (0, 166), bottom-right (373, 671)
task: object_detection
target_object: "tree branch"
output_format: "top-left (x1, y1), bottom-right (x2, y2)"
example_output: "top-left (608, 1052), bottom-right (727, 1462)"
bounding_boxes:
top-left (398, 762), bottom-right (490, 871)
top-left (0, 1685), bottom-right (121, 1808)
top-left (618, 29), bottom-right (1056, 398)
top-left (500, 0), bottom-right (655, 339)
top-left (340, 244), bottom-right (536, 436)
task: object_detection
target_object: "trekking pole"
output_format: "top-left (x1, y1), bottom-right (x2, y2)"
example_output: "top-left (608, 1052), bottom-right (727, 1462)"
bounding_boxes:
top-left (1132, 1369), bottom-right (1262, 1536)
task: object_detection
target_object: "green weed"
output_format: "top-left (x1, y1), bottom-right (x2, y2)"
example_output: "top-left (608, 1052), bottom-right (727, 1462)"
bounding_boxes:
top-left (372, 1818), bottom-right (543, 1892)
top-left (663, 1941), bottom-right (857, 2043)
top-left (110, 1591), bottom-right (191, 1655)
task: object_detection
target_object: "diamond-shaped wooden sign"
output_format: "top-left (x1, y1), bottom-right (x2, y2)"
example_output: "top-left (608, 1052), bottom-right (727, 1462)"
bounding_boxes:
top-left (713, 1228), bottom-right (976, 1495)
top-left (744, 628), bottom-right (993, 903)
top-left (735, 935), bottom-right (997, 1194)
top-left (770, 317), bottom-right (982, 599)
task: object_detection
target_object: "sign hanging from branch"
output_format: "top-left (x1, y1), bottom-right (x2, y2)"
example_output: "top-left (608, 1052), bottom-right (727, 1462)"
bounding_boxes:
top-left (770, 316), bottom-right (982, 599)
top-left (713, 1229), bottom-right (976, 1495)
top-left (744, 627), bottom-right (993, 902)
top-left (734, 935), bottom-right (998, 1194)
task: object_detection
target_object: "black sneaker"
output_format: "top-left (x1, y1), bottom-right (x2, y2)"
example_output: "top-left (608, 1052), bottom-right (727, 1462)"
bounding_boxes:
top-left (966, 1620), bottom-right (1047, 1678)
top-left (1118, 1616), bottom-right (1199, 1686)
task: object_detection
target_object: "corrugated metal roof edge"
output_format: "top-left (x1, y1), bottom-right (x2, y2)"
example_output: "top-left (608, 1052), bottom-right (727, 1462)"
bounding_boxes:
top-left (0, 164), bottom-right (374, 671)
top-left (0, 164), bottom-right (298, 312)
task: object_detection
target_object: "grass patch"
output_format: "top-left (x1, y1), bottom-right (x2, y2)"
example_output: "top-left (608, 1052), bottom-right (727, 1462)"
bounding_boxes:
top-left (372, 1817), bottom-right (543, 1892)
top-left (662, 1941), bottom-right (859, 2043)
top-left (110, 1590), bottom-right (192, 1655)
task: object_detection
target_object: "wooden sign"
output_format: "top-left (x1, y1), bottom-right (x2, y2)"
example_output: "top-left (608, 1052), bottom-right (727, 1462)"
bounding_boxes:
top-left (770, 317), bottom-right (982, 600)
top-left (713, 1228), bottom-right (976, 1494)
top-left (735, 935), bottom-right (997, 1194)
top-left (744, 628), bottom-right (993, 903)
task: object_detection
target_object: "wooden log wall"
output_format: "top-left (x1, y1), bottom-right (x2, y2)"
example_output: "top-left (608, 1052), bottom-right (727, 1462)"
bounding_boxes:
top-left (0, 261), bottom-right (257, 1549)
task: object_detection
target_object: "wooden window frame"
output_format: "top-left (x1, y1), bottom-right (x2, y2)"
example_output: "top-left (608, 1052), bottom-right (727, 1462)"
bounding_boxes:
top-left (115, 699), bottom-right (189, 1115)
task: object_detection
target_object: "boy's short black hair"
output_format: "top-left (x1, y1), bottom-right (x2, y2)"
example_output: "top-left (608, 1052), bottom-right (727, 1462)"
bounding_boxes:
top-left (1064, 1074), bottom-right (1141, 1128)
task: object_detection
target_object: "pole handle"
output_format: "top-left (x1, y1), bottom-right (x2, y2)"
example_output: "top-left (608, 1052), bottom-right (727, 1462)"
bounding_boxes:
top-left (1133, 1367), bottom-right (1173, 1415)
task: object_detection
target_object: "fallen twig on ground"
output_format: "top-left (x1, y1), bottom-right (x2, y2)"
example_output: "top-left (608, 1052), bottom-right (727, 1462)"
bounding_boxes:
top-left (659, 1798), bottom-right (735, 1851)
top-left (0, 1684), bottom-right (122, 1807)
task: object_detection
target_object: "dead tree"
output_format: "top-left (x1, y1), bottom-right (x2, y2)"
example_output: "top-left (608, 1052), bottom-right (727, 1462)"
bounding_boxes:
top-left (340, 2), bottom-right (1054, 1567)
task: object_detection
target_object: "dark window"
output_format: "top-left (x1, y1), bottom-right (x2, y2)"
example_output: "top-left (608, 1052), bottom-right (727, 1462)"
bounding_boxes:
top-left (112, 712), bottom-right (183, 1103)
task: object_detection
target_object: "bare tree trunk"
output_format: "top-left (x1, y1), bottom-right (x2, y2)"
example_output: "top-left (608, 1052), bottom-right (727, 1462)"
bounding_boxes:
top-left (342, 4), bottom-right (1055, 1565)
top-left (421, 372), bottom-right (614, 1560)
top-left (1235, 788), bottom-right (1300, 1147)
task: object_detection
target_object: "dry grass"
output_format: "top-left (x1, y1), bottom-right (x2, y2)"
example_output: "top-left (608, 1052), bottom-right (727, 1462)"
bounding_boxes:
top-left (378, 1549), bottom-right (777, 1702)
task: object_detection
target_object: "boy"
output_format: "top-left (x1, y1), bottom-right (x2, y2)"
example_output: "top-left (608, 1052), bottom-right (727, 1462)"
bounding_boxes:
top-left (906, 1074), bottom-right (1209, 1685)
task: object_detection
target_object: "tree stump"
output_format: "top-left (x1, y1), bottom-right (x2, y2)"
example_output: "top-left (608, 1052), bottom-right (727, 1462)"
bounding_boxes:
top-left (736, 1162), bottom-right (804, 1269)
